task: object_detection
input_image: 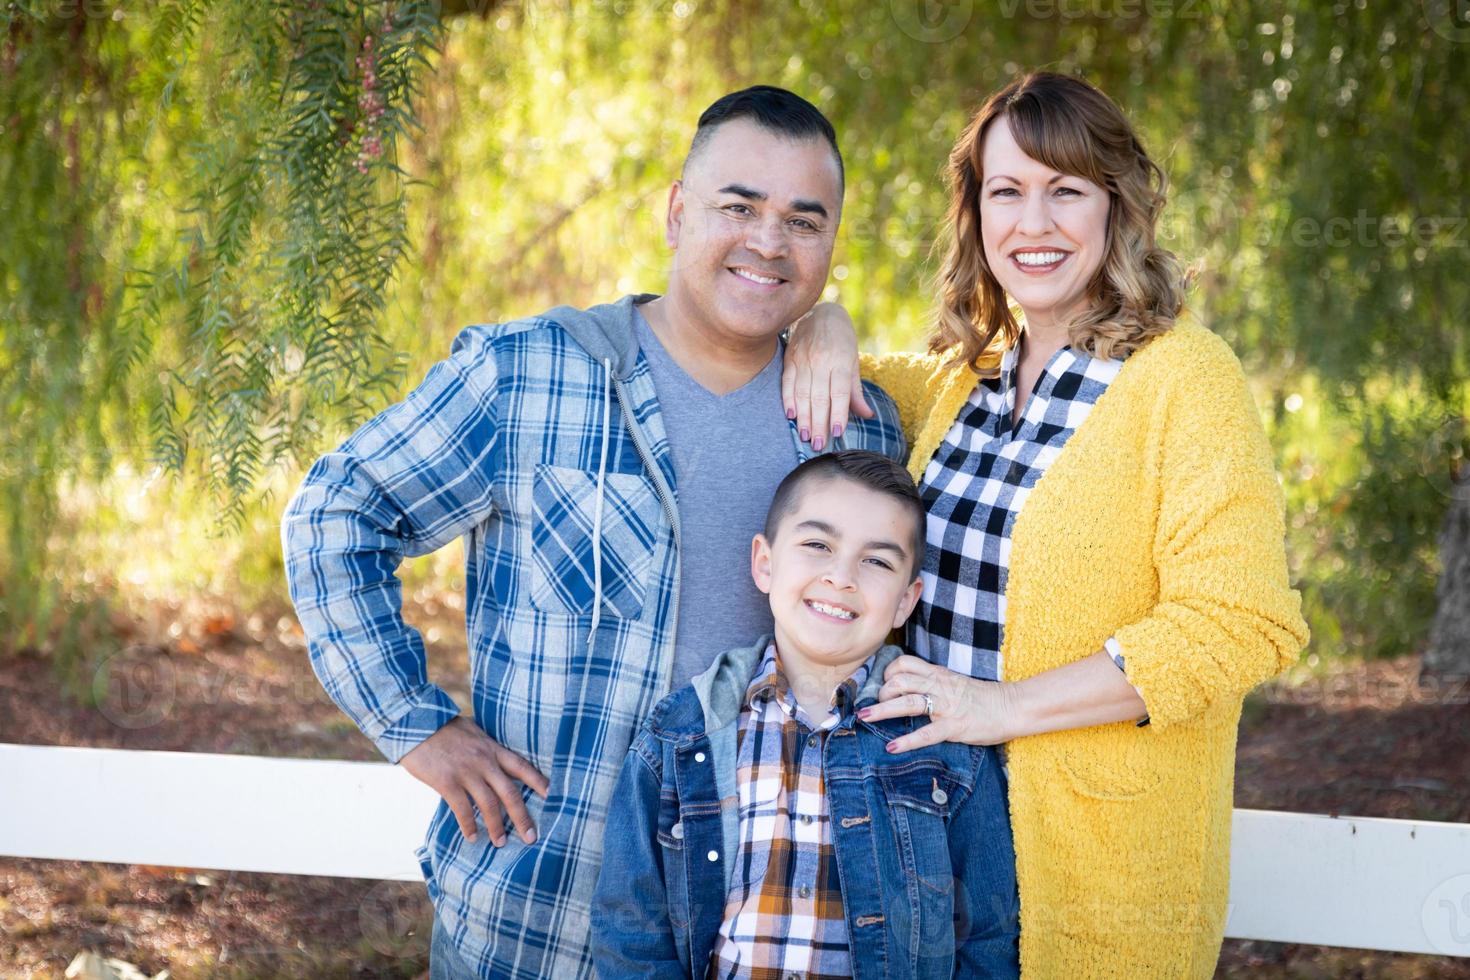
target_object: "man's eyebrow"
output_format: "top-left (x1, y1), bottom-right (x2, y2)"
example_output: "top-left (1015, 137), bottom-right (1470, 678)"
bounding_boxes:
top-left (715, 184), bottom-right (830, 221)
top-left (790, 198), bottom-right (830, 219)
top-left (718, 183), bottom-right (766, 201)
top-left (791, 519), bottom-right (907, 557)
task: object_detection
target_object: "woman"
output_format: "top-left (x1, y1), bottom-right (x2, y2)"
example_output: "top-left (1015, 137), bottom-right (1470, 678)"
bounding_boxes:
top-left (784, 72), bottom-right (1309, 977)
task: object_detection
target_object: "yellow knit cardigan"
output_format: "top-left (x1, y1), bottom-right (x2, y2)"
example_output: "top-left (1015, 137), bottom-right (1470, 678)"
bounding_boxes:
top-left (861, 321), bottom-right (1310, 978)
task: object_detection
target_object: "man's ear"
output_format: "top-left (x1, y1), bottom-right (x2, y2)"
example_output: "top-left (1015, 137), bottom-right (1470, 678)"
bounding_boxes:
top-left (750, 533), bottom-right (773, 595)
top-left (664, 180), bottom-right (684, 249)
top-left (891, 575), bottom-right (923, 630)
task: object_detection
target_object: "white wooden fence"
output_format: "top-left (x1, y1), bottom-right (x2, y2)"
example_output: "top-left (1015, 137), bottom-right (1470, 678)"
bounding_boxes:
top-left (2, 742), bottom-right (1468, 958)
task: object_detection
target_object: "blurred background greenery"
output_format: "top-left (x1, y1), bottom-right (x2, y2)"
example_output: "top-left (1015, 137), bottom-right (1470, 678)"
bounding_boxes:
top-left (2, 0), bottom-right (1466, 690)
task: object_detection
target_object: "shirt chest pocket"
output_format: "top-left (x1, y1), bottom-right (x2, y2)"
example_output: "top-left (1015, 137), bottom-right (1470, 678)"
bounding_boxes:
top-left (529, 463), bottom-right (660, 620)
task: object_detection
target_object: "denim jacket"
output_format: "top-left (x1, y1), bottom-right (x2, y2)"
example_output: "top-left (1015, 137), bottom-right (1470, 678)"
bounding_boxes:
top-left (591, 636), bottom-right (1020, 979)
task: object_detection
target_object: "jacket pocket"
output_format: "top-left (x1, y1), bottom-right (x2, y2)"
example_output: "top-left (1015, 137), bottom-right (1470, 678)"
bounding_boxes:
top-left (877, 762), bottom-right (958, 896)
top-left (529, 463), bottom-right (659, 619)
top-left (875, 761), bottom-right (962, 964)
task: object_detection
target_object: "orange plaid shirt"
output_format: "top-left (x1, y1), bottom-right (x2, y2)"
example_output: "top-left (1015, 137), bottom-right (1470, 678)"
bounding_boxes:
top-left (706, 644), bottom-right (874, 980)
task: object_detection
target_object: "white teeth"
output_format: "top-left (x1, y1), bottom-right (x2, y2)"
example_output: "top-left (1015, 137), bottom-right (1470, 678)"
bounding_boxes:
top-left (1014, 251), bottom-right (1068, 266)
top-left (809, 600), bottom-right (856, 620)
top-left (733, 268), bottom-right (781, 285)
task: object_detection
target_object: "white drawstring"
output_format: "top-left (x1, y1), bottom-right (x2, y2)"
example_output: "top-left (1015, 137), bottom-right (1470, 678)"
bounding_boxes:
top-left (588, 357), bottom-right (612, 645)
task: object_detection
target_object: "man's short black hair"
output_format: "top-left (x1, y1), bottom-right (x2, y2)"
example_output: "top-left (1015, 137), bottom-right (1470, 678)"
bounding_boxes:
top-left (686, 85), bottom-right (844, 186)
top-left (763, 450), bottom-right (925, 577)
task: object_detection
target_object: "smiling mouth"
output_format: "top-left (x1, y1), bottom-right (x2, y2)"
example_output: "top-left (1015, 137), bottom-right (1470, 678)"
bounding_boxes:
top-left (805, 599), bottom-right (857, 622)
top-left (729, 266), bottom-right (786, 287)
top-left (1009, 249), bottom-right (1071, 273)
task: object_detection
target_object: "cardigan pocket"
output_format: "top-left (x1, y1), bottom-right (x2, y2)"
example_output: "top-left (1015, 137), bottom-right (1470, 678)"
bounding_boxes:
top-left (1058, 746), bottom-right (1163, 801)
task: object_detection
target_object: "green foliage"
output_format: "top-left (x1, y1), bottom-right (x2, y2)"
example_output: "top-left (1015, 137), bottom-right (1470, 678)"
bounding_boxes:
top-left (1, 0), bottom-right (441, 654)
top-left (0, 0), bottom-right (1465, 668)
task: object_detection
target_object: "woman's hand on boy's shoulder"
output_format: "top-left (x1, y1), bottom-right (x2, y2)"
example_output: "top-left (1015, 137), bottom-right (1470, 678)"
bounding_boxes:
top-left (859, 655), bottom-right (1024, 752)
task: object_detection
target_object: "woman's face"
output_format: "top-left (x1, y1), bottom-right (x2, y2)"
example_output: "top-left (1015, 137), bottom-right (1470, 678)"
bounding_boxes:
top-left (979, 115), bottom-right (1111, 333)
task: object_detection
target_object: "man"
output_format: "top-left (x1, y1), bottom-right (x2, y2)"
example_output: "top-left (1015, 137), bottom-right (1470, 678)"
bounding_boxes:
top-left (281, 86), bottom-right (904, 979)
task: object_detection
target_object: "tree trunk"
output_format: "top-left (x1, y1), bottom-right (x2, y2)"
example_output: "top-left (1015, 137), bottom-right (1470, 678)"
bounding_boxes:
top-left (1423, 472), bottom-right (1470, 681)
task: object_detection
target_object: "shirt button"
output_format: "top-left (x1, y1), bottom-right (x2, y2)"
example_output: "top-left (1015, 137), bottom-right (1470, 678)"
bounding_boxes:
top-left (806, 735), bottom-right (818, 749)
top-left (932, 787), bottom-right (949, 806)
top-left (800, 814), bottom-right (813, 826)
top-left (706, 849), bottom-right (719, 862)
top-left (671, 822), bottom-right (684, 840)
top-left (798, 884), bottom-right (812, 899)
top-left (694, 751), bottom-right (706, 763)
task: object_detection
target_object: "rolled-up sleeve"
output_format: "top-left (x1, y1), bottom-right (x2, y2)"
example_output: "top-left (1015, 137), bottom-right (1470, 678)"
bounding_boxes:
top-left (1112, 336), bottom-right (1310, 730)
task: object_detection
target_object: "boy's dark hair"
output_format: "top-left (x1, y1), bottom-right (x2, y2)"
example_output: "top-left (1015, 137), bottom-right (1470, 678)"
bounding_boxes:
top-left (686, 85), bottom-right (844, 186)
top-left (764, 450), bottom-right (925, 577)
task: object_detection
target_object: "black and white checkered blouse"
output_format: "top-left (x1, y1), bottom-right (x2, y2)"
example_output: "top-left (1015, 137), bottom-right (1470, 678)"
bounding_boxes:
top-left (908, 341), bottom-right (1144, 719)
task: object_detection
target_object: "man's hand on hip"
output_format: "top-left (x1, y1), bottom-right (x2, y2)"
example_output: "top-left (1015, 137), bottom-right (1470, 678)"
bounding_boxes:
top-left (400, 717), bottom-right (551, 846)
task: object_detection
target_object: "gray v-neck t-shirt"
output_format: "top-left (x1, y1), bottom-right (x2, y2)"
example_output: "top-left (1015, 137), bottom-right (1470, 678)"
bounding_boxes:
top-left (634, 313), bottom-right (800, 690)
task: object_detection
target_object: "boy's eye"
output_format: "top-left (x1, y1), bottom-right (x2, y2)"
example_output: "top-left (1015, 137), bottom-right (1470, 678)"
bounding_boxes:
top-left (801, 540), bottom-right (830, 552)
top-left (863, 557), bottom-right (895, 570)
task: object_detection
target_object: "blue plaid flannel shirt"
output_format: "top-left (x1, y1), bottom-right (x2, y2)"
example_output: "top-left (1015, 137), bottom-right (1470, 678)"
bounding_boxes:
top-left (281, 296), bottom-right (905, 979)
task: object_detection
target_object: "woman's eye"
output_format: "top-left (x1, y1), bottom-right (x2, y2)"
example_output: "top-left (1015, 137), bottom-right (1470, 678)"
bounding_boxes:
top-left (989, 187), bottom-right (1020, 198)
top-left (1055, 186), bottom-right (1082, 197)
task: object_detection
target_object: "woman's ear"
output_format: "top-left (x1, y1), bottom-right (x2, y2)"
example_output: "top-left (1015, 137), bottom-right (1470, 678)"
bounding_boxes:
top-left (891, 575), bottom-right (923, 629)
top-left (750, 533), bottom-right (773, 595)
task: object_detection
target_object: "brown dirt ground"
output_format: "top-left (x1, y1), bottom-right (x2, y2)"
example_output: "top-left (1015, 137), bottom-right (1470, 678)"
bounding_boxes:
top-left (2, 595), bottom-right (1467, 979)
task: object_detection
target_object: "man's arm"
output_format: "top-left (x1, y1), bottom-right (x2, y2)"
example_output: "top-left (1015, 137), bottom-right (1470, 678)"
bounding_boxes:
top-left (281, 328), bottom-right (547, 845)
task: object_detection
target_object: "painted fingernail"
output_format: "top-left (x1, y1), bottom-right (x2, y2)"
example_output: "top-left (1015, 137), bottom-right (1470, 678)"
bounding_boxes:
top-left (857, 707), bottom-right (871, 719)
top-left (886, 742), bottom-right (898, 753)
top-left (833, 424), bottom-right (843, 439)
top-left (787, 405), bottom-right (796, 420)
top-left (813, 436), bottom-right (825, 452)
top-left (800, 426), bottom-right (810, 442)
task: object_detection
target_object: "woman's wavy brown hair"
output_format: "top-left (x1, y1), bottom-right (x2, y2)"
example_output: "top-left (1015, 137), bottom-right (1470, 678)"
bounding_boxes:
top-left (930, 71), bottom-right (1191, 372)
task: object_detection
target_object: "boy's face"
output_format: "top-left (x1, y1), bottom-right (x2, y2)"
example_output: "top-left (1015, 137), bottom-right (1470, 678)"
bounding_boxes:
top-left (751, 476), bottom-right (924, 677)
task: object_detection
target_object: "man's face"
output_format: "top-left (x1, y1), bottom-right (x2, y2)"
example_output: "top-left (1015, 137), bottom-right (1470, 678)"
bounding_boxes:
top-left (751, 477), bottom-right (923, 683)
top-left (664, 118), bottom-right (842, 345)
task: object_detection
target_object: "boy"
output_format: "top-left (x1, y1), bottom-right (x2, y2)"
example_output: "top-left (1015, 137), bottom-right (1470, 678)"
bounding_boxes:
top-left (591, 450), bottom-right (1020, 979)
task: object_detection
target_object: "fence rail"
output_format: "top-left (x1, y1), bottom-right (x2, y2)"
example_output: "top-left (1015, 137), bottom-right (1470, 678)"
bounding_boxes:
top-left (3, 742), bottom-right (1468, 958)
